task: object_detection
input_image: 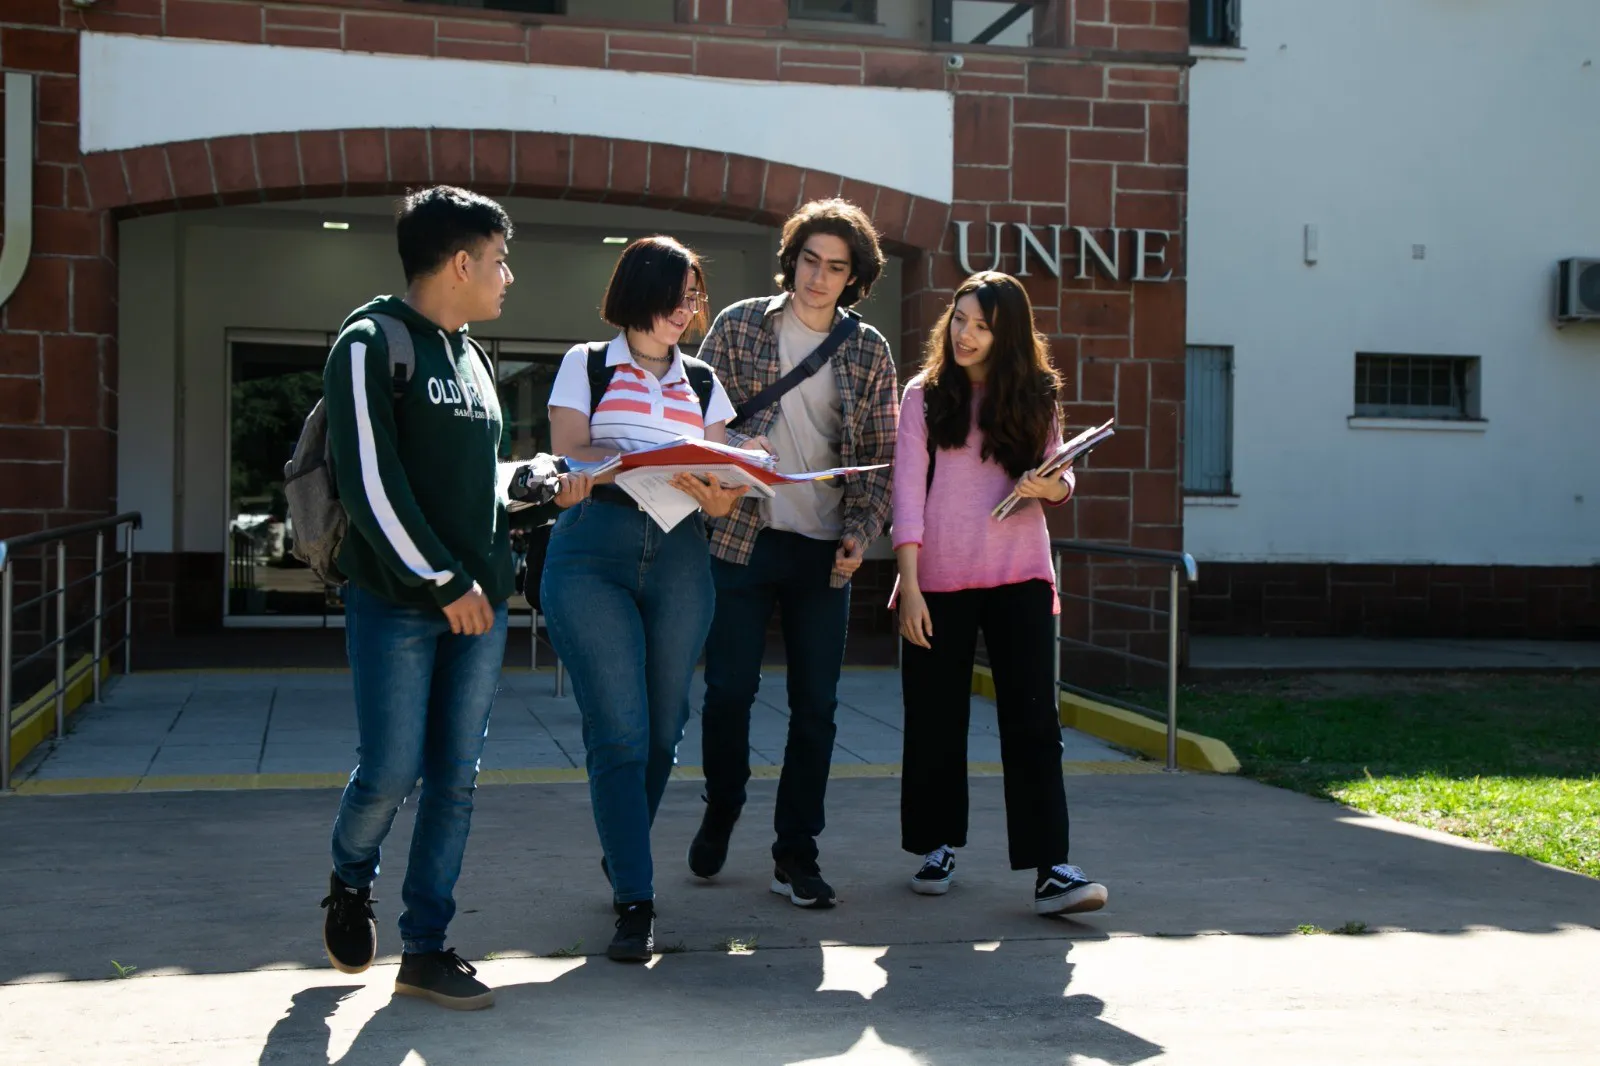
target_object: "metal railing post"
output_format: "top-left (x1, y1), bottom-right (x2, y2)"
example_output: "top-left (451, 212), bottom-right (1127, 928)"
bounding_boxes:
top-left (123, 523), bottom-right (135, 675)
top-left (55, 542), bottom-right (66, 739)
top-left (2, 563), bottom-right (13, 791)
top-left (93, 530), bottom-right (104, 704)
top-left (1165, 564), bottom-right (1180, 773)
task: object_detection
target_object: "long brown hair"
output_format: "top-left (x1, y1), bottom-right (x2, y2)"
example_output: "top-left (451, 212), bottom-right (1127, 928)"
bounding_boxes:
top-left (919, 272), bottom-right (1061, 478)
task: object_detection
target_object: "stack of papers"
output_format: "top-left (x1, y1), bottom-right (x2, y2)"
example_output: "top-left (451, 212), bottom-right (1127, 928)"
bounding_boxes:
top-left (991, 418), bottom-right (1115, 521)
top-left (517, 438), bottom-right (887, 532)
top-left (615, 438), bottom-right (887, 530)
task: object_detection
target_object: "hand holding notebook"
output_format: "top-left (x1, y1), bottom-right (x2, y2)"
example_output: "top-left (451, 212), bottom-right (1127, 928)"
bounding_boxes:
top-left (992, 419), bottom-right (1116, 521)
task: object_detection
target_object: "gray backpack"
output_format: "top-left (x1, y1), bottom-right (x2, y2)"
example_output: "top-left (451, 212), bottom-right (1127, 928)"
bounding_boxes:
top-left (283, 314), bottom-right (415, 586)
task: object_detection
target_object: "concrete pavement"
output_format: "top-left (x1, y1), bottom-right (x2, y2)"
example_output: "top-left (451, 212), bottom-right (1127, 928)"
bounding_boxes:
top-left (3, 668), bottom-right (1598, 1063)
top-left (11, 669), bottom-right (1136, 792)
top-left (2, 773), bottom-right (1598, 1063)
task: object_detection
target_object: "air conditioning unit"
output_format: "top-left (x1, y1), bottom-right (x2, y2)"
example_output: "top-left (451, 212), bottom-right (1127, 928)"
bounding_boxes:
top-left (1557, 258), bottom-right (1600, 323)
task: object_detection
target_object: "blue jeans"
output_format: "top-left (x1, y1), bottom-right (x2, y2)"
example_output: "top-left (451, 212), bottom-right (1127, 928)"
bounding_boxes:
top-left (702, 529), bottom-right (851, 865)
top-left (541, 498), bottom-right (716, 905)
top-left (330, 584), bottom-right (508, 955)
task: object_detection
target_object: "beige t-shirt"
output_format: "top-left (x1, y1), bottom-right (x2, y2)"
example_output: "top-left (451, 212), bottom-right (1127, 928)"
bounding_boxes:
top-left (765, 308), bottom-right (845, 540)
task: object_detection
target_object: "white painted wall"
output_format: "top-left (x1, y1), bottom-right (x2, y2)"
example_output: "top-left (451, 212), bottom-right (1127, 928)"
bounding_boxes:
top-left (117, 199), bottom-right (902, 553)
top-left (79, 33), bottom-right (954, 204)
top-left (1185, 0), bottom-right (1600, 566)
top-left (116, 215), bottom-right (179, 552)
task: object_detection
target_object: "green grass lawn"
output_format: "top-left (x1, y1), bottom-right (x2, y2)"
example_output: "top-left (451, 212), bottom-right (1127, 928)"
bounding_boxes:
top-left (1156, 674), bottom-right (1600, 879)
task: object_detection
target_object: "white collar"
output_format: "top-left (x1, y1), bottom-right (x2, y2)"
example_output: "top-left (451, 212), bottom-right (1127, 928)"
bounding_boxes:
top-left (605, 332), bottom-right (685, 383)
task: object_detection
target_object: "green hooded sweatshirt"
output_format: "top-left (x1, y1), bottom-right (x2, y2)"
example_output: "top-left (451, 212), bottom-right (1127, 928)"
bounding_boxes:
top-left (321, 296), bottom-right (514, 611)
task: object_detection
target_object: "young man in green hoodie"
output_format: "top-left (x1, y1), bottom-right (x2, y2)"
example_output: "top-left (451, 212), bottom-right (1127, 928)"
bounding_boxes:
top-left (315, 186), bottom-right (585, 1010)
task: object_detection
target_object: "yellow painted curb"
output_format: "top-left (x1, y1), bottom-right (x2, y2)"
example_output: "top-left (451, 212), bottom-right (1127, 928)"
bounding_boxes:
top-left (971, 665), bottom-right (1240, 774)
top-left (7, 654), bottom-right (113, 773)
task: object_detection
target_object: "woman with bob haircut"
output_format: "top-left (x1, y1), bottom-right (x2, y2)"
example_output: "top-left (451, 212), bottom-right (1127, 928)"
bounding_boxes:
top-left (891, 271), bottom-right (1109, 918)
top-left (542, 236), bottom-right (747, 962)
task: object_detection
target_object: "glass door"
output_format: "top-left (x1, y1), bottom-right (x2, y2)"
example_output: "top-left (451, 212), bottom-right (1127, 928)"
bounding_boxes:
top-left (491, 339), bottom-right (567, 461)
top-left (222, 334), bottom-right (568, 625)
top-left (226, 334), bottom-right (338, 625)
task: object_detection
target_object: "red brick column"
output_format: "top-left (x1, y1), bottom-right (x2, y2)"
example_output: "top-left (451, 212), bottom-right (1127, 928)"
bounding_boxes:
top-left (675, 0), bottom-right (788, 29)
top-left (1, 25), bottom-right (118, 544)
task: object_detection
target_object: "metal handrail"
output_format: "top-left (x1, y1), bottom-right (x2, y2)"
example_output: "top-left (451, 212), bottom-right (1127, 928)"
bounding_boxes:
top-left (1048, 538), bottom-right (1198, 772)
top-left (1, 511), bottom-right (142, 790)
top-left (1052, 539), bottom-right (1200, 584)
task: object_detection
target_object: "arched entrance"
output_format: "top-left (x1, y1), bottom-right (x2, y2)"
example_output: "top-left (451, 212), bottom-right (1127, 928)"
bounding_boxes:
top-left (86, 131), bottom-right (944, 634)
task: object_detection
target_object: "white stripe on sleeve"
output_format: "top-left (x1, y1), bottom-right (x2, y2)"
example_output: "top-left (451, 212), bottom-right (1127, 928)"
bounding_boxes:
top-left (349, 340), bottom-right (455, 587)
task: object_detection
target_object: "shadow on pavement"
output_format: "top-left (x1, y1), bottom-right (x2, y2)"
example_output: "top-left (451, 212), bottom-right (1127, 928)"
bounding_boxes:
top-left (2, 774), bottom-right (1598, 987)
top-left (254, 937), bottom-right (1163, 1066)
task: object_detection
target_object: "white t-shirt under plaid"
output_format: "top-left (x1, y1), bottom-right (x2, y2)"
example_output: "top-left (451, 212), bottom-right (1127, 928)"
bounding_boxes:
top-left (547, 334), bottom-right (737, 452)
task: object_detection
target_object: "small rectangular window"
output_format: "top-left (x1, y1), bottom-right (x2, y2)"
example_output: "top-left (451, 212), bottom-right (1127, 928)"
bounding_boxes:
top-left (1184, 345), bottom-right (1234, 496)
top-left (1191, 0), bottom-right (1240, 47)
top-left (474, 0), bottom-right (567, 13)
top-left (790, 0), bottom-right (877, 23)
top-left (1353, 354), bottom-right (1481, 420)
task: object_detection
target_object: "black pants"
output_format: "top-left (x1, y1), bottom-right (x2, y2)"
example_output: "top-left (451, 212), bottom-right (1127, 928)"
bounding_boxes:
top-left (900, 579), bottom-right (1070, 871)
top-left (702, 530), bottom-right (851, 865)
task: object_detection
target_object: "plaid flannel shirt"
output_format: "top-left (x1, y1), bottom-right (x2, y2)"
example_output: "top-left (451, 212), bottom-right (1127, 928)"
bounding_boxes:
top-left (700, 293), bottom-right (898, 588)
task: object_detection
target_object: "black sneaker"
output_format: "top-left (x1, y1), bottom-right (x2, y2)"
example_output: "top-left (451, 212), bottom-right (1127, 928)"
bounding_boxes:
top-left (608, 901), bottom-right (655, 962)
top-left (910, 846), bottom-right (956, 896)
top-left (687, 800), bottom-right (741, 879)
top-left (320, 872), bottom-right (377, 974)
top-left (1034, 863), bottom-right (1108, 916)
top-left (394, 949), bottom-right (495, 1010)
top-left (770, 856), bottom-right (837, 909)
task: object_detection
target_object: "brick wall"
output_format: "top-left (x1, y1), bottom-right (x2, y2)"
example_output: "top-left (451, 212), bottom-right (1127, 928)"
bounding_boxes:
top-left (2, 0), bottom-right (1189, 640)
top-left (1193, 562), bottom-right (1600, 641)
top-left (0, 13), bottom-right (118, 548)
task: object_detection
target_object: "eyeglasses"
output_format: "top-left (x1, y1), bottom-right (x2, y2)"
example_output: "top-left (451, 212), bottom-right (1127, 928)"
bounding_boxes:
top-left (679, 290), bottom-right (708, 313)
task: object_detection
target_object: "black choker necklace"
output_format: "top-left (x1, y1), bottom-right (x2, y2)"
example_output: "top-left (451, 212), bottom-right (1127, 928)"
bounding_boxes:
top-left (630, 345), bottom-right (670, 363)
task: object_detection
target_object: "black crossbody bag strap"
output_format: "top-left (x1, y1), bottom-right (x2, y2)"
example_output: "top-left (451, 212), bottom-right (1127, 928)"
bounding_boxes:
top-left (730, 310), bottom-right (860, 429)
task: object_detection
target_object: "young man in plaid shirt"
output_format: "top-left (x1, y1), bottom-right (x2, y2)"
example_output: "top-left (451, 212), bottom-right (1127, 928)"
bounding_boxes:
top-left (689, 200), bottom-right (899, 907)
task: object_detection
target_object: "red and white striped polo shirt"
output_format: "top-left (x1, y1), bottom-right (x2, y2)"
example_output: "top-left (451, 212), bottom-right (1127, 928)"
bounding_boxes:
top-left (547, 334), bottom-right (736, 454)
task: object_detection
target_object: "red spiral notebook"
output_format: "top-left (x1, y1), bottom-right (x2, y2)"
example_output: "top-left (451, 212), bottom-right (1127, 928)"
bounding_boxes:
top-left (585, 438), bottom-right (888, 531)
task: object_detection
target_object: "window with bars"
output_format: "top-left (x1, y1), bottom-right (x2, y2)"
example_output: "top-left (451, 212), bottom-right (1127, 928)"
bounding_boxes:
top-left (1353, 354), bottom-right (1481, 421)
top-left (790, 0), bottom-right (877, 23)
top-left (1184, 345), bottom-right (1234, 496)
top-left (1191, 0), bottom-right (1240, 47)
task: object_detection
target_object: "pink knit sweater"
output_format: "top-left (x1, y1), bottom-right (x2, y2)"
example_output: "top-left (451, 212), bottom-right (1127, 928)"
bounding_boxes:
top-left (891, 379), bottom-right (1062, 607)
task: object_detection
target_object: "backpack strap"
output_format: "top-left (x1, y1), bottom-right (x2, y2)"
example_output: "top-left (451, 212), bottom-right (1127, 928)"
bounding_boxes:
top-left (730, 309), bottom-right (859, 429)
top-left (587, 340), bottom-right (714, 418)
top-left (367, 313), bottom-right (415, 399)
top-left (585, 341), bottom-right (613, 416)
top-left (681, 356), bottom-right (714, 418)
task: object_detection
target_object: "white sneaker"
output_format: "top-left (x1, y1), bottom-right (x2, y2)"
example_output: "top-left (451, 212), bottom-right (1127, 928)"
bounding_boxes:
top-left (1034, 863), bottom-right (1107, 915)
top-left (910, 846), bottom-right (956, 895)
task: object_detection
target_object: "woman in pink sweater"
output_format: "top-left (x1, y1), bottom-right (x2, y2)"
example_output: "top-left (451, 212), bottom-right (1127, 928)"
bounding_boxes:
top-left (892, 271), bottom-right (1108, 917)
